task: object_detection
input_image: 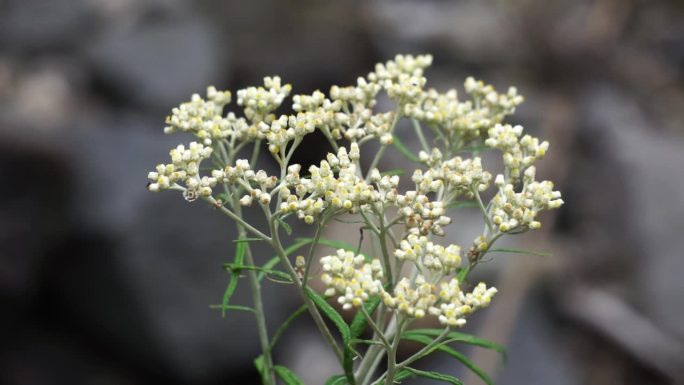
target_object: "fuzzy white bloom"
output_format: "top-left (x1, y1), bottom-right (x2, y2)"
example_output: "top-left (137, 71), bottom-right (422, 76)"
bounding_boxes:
top-left (148, 54), bottom-right (563, 333)
top-left (485, 123), bottom-right (548, 182)
top-left (489, 168), bottom-right (563, 232)
top-left (237, 76), bottom-right (292, 124)
top-left (320, 249), bottom-right (384, 309)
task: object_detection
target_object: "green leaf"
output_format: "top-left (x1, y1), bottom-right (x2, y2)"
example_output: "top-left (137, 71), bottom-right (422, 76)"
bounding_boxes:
top-left (304, 287), bottom-right (351, 342)
top-left (257, 237), bottom-right (314, 282)
top-left (403, 328), bottom-right (506, 359)
top-left (393, 135), bottom-right (420, 162)
top-left (254, 355), bottom-right (266, 383)
top-left (349, 296), bottom-right (381, 339)
top-left (232, 237), bottom-right (264, 243)
top-left (488, 247), bottom-right (552, 257)
top-left (278, 217), bottom-right (293, 235)
top-left (258, 256), bottom-right (281, 282)
top-left (325, 374), bottom-right (348, 385)
top-left (456, 266), bottom-right (471, 283)
top-left (269, 305), bottom-right (308, 351)
top-left (274, 365), bottom-right (305, 385)
top-left (447, 200), bottom-right (479, 209)
top-left (223, 263), bottom-right (292, 282)
top-left (402, 334), bottom-right (492, 385)
top-left (257, 237), bottom-right (322, 282)
top-left (380, 168), bottom-right (405, 177)
top-left (457, 144), bottom-right (489, 154)
top-left (304, 287), bottom-right (355, 384)
top-left (209, 304), bottom-right (255, 313)
top-left (220, 239), bottom-right (247, 317)
top-left (395, 367), bottom-right (463, 384)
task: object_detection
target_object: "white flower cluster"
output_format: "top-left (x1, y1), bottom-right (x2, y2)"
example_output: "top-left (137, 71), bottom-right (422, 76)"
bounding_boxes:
top-left (319, 238), bottom-right (496, 326)
top-left (394, 191), bottom-right (451, 236)
top-left (394, 235), bottom-right (462, 275)
top-left (485, 123), bottom-right (548, 182)
top-left (163, 86), bottom-right (251, 145)
top-left (414, 148), bottom-right (492, 198)
top-left (317, 233), bottom-right (495, 326)
top-left (237, 76), bottom-right (292, 123)
top-left (320, 249), bottom-right (384, 310)
top-left (219, 159), bottom-right (279, 207)
top-left (147, 142), bottom-right (217, 201)
top-left (405, 77), bottom-right (523, 143)
top-left (431, 281), bottom-right (497, 327)
top-left (367, 54), bottom-right (433, 106)
top-left (277, 144), bottom-right (379, 223)
top-left (380, 274), bottom-right (496, 326)
top-left (490, 166), bottom-right (563, 232)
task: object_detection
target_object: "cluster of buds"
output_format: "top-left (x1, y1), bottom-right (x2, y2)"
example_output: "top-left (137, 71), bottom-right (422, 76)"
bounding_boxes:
top-left (414, 148), bottom-right (492, 198)
top-left (147, 142), bottom-right (216, 200)
top-left (237, 76), bottom-right (292, 123)
top-left (278, 145), bottom-right (379, 223)
top-left (490, 166), bottom-right (563, 232)
top-left (147, 53), bottom-right (565, 335)
top-left (365, 54), bottom-right (433, 107)
top-left (379, 274), bottom-right (496, 326)
top-left (429, 281), bottom-right (497, 327)
top-left (485, 124), bottom-right (548, 182)
top-left (320, 249), bottom-right (384, 310)
top-left (394, 234), bottom-right (462, 275)
top-left (163, 87), bottom-right (251, 145)
top-left (394, 191), bottom-right (451, 236)
top-left (405, 76), bottom-right (523, 143)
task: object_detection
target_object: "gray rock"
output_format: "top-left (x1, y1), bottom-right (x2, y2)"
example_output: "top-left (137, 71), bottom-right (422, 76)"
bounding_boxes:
top-left (0, 0), bottom-right (97, 51)
top-left (585, 88), bottom-right (684, 341)
top-left (53, 121), bottom-right (296, 381)
top-left (87, 19), bottom-right (227, 110)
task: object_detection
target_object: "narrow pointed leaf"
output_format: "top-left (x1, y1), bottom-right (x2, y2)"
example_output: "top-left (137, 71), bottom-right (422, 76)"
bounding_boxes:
top-left (392, 135), bottom-right (420, 162)
top-left (220, 240), bottom-right (246, 317)
top-left (349, 296), bottom-right (381, 339)
top-left (488, 247), bottom-right (552, 257)
top-left (274, 365), bottom-right (305, 385)
top-left (395, 367), bottom-right (463, 384)
top-left (232, 237), bottom-right (264, 243)
top-left (223, 263), bottom-right (292, 281)
top-left (304, 287), bottom-right (351, 341)
top-left (380, 168), bottom-right (405, 177)
top-left (257, 238), bottom-right (314, 282)
top-left (447, 200), bottom-right (479, 209)
top-left (403, 328), bottom-right (506, 358)
top-left (304, 287), bottom-right (355, 383)
top-left (209, 304), bottom-right (255, 313)
top-left (402, 334), bottom-right (494, 385)
top-left (325, 374), bottom-right (348, 385)
top-left (269, 305), bottom-right (308, 351)
top-left (278, 217), bottom-right (293, 235)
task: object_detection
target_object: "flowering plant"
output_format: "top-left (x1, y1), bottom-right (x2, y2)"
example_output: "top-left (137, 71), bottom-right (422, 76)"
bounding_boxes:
top-left (147, 54), bottom-right (563, 385)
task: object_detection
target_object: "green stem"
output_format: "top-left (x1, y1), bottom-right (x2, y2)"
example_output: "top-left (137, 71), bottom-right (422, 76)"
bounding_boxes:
top-left (267, 213), bottom-right (345, 363)
top-left (384, 319), bottom-right (406, 385)
top-left (474, 189), bottom-right (493, 234)
top-left (303, 219), bottom-right (325, 285)
top-left (234, 203), bottom-right (276, 385)
top-left (361, 306), bottom-right (391, 349)
top-left (396, 327), bottom-right (450, 370)
top-left (365, 108), bottom-right (402, 183)
top-left (412, 119), bottom-right (430, 153)
top-left (250, 140), bottom-right (262, 168)
top-left (203, 195), bottom-right (271, 241)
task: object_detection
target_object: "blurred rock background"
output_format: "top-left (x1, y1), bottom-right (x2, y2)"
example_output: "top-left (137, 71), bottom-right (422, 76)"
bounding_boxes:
top-left (1, 0), bottom-right (683, 384)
